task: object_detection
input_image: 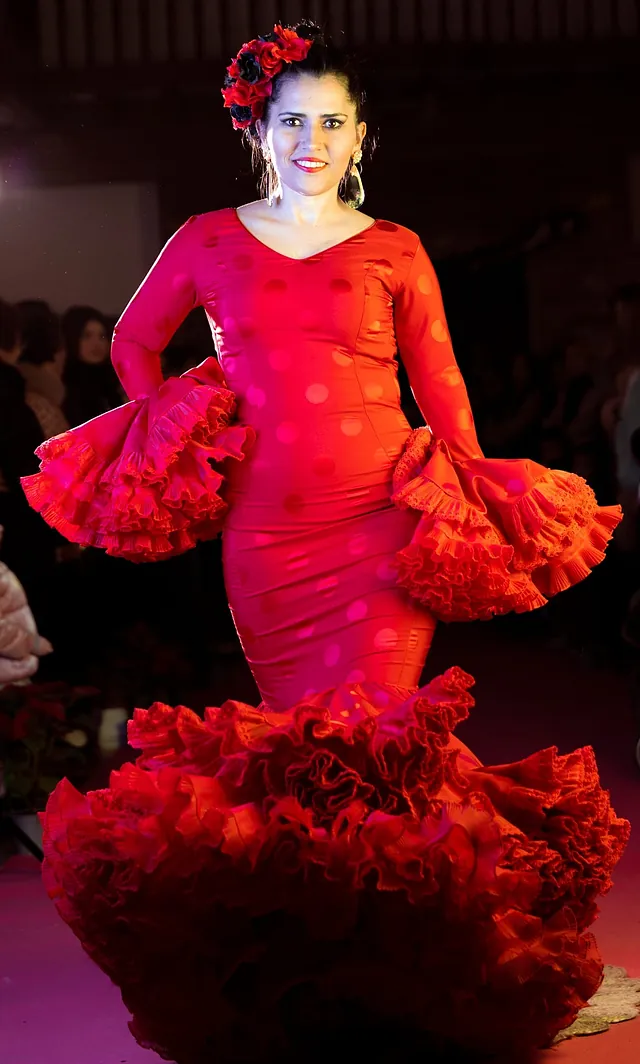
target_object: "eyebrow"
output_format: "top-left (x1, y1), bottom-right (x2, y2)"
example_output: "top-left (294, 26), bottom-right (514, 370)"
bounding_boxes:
top-left (277, 112), bottom-right (348, 118)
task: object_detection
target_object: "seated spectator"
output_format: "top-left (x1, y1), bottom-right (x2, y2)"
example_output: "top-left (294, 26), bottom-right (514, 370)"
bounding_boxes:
top-left (610, 282), bottom-right (640, 373)
top-left (612, 363), bottom-right (640, 553)
top-left (62, 305), bottom-right (124, 426)
top-left (0, 539), bottom-right (53, 685)
top-left (0, 299), bottom-right (58, 620)
top-left (543, 337), bottom-right (610, 491)
top-left (16, 300), bottom-right (69, 439)
top-left (474, 354), bottom-right (544, 459)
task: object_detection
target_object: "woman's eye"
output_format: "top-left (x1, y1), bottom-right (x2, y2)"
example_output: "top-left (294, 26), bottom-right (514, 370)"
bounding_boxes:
top-left (282, 118), bottom-right (343, 129)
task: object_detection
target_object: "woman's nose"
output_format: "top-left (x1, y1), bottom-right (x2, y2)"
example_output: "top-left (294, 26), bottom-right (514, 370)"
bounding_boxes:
top-left (299, 126), bottom-right (326, 151)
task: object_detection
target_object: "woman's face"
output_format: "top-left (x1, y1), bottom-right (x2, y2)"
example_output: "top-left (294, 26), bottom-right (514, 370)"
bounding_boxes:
top-left (78, 319), bottom-right (109, 365)
top-left (258, 73), bottom-right (365, 203)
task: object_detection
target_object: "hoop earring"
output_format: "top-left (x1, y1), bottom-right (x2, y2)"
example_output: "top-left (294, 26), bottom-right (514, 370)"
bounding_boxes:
top-left (345, 148), bottom-right (364, 210)
top-left (265, 155), bottom-right (281, 205)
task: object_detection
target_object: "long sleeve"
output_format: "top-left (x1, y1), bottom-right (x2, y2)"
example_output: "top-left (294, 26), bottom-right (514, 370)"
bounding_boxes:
top-left (111, 216), bottom-right (201, 401)
top-left (390, 236), bottom-right (621, 623)
top-left (21, 214), bottom-right (255, 562)
top-left (394, 239), bottom-right (482, 461)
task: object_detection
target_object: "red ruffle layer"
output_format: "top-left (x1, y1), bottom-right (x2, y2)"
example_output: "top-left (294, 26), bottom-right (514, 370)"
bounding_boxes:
top-left (391, 429), bottom-right (622, 622)
top-left (21, 358), bottom-right (255, 562)
top-left (40, 669), bottom-right (629, 1062)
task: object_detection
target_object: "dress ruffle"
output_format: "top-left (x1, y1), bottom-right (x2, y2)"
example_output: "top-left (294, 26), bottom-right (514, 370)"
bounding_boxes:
top-left (391, 428), bottom-right (622, 622)
top-left (39, 669), bottom-right (629, 1062)
top-left (21, 358), bottom-right (255, 562)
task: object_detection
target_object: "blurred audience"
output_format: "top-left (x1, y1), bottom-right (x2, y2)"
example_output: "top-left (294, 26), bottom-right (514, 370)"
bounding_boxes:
top-left (62, 305), bottom-right (124, 426)
top-left (542, 337), bottom-right (612, 496)
top-left (0, 542), bottom-right (53, 685)
top-left (16, 300), bottom-right (69, 439)
top-left (610, 283), bottom-right (640, 373)
top-left (476, 352), bottom-right (544, 457)
top-left (0, 298), bottom-right (59, 613)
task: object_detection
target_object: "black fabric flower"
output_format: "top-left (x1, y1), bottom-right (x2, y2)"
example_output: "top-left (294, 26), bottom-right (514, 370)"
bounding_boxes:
top-left (230, 104), bottom-right (253, 125)
top-left (295, 21), bottom-right (322, 40)
top-left (236, 51), bottom-right (262, 84)
top-left (223, 74), bottom-right (236, 88)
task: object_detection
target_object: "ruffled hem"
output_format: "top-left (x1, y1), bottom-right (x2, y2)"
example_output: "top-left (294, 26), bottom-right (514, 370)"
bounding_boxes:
top-left (391, 429), bottom-right (622, 622)
top-left (21, 358), bottom-right (255, 562)
top-left (40, 669), bottom-right (629, 1062)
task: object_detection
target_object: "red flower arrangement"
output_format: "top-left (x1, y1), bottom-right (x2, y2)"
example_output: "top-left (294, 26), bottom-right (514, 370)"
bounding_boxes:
top-left (221, 23), bottom-right (316, 130)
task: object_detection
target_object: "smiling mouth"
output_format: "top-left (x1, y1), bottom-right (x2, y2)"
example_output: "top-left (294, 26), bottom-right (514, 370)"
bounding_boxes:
top-left (293, 160), bottom-right (328, 172)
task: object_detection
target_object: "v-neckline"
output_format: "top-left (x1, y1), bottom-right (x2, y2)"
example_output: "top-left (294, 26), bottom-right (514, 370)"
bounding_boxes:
top-left (232, 207), bottom-right (378, 263)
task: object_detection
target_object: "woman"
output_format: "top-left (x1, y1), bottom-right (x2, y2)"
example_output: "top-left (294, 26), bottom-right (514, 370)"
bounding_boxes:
top-left (0, 299), bottom-right (61, 629)
top-left (61, 304), bottom-right (123, 426)
top-left (16, 300), bottom-right (70, 439)
top-left (0, 539), bottom-right (53, 684)
top-left (23, 23), bottom-right (629, 1064)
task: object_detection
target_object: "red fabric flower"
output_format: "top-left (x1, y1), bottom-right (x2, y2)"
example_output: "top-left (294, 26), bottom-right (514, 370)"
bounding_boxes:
top-left (39, 669), bottom-right (629, 1062)
top-left (252, 41), bottom-right (283, 78)
top-left (221, 23), bottom-right (314, 130)
top-left (272, 26), bottom-right (314, 62)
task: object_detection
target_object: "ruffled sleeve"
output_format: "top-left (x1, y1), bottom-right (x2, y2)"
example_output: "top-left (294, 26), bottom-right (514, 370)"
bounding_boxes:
top-left (21, 357), bottom-right (254, 562)
top-left (21, 214), bottom-right (255, 562)
top-left (391, 240), bottom-right (621, 622)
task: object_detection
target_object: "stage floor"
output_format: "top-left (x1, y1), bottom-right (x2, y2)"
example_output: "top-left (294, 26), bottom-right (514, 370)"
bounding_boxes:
top-left (2, 622), bottom-right (638, 1064)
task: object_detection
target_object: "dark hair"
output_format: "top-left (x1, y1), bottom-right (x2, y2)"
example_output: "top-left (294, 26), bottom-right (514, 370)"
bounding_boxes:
top-left (16, 300), bottom-right (63, 366)
top-left (61, 305), bottom-right (110, 366)
top-left (0, 298), bottom-right (21, 353)
top-left (61, 305), bottom-right (122, 426)
top-left (242, 21), bottom-right (376, 203)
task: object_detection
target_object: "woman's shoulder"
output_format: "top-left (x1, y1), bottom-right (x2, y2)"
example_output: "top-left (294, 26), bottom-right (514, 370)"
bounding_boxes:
top-left (185, 207), bottom-right (237, 233)
top-left (168, 208), bottom-right (236, 246)
top-left (373, 217), bottom-right (422, 254)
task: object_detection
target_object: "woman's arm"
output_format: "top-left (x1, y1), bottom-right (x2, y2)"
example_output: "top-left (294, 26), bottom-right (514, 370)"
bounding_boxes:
top-left (390, 239), bottom-right (621, 623)
top-left (111, 216), bottom-right (201, 401)
top-left (393, 239), bottom-right (483, 461)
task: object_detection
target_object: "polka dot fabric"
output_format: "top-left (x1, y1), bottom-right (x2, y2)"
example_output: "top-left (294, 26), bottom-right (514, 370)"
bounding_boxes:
top-left (25, 206), bottom-right (621, 703)
top-left (30, 207), bottom-right (629, 1063)
top-left (174, 209), bottom-right (451, 709)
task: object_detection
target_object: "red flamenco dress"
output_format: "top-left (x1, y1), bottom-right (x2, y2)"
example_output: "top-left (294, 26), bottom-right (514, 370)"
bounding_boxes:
top-left (23, 209), bottom-right (630, 1063)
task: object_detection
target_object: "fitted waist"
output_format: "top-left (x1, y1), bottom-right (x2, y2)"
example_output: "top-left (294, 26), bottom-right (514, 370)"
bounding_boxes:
top-left (224, 418), bottom-right (411, 533)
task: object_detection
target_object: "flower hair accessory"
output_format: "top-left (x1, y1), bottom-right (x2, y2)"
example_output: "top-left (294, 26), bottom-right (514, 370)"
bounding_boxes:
top-left (221, 24), bottom-right (316, 130)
